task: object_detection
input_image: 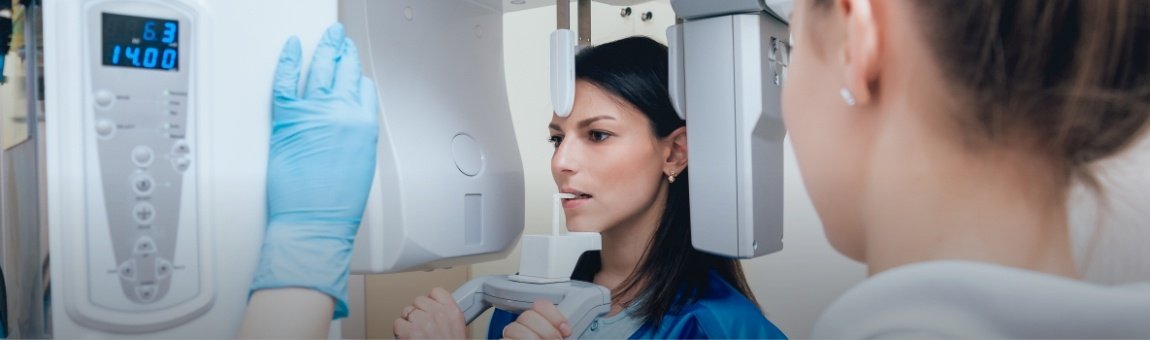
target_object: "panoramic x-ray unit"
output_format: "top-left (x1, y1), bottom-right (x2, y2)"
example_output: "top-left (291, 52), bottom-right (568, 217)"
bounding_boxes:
top-left (0, 0), bottom-right (787, 337)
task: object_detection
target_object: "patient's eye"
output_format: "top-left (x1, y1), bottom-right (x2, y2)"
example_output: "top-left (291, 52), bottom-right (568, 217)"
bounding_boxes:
top-left (589, 130), bottom-right (611, 143)
top-left (548, 135), bottom-right (563, 148)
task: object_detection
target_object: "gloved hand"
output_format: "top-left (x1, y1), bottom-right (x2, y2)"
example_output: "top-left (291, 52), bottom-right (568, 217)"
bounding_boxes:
top-left (250, 23), bottom-right (379, 320)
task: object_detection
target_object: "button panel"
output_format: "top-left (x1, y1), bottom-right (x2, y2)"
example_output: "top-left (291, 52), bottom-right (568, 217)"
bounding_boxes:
top-left (87, 11), bottom-right (198, 307)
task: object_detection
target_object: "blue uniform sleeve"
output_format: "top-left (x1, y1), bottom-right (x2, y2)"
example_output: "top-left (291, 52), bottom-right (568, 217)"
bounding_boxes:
top-left (631, 271), bottom-right (787, 339)
top-left (487, 308), bottom-right (519, 339)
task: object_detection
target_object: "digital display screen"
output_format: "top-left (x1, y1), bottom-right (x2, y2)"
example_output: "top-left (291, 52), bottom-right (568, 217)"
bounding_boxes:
top-left (102, 13), bottom-right (179, 71)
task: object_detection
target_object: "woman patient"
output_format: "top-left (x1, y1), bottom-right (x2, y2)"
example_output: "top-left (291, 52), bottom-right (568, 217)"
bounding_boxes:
top-left (393, 37), bottom-right (786, 339)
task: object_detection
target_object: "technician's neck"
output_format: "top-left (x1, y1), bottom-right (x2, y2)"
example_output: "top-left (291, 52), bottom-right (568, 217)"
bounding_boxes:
top-left (862, 114), bottom-right (1079, 279)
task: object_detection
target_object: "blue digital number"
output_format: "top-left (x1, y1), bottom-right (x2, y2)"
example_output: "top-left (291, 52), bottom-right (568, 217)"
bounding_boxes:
top-left (143, 21), bottom-right (157, 41)
top-left (143, 47), bottom-right (159, 68)
top-left (111, 45), bottom-right (122, 64)
top-left (161, 49), bottom-right (177, 69)
top-left (125, 46), bottom-right (141, 66)
top-left (162, 22), bottom-right (177, 44)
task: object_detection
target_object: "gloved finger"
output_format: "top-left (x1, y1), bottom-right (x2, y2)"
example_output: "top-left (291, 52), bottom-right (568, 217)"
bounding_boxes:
top-left (272, 36), bottom-right (302, 102)
top-left (530, 299), bottom-right (571, 337)
top-left (514, 310), bottom-right (564, 340)
top-left (332, 37), bottom-right (362, 98)
top-left (303, 23), bottom-right (346, 98)
top-left (359, 77), bottom-right (380, 122)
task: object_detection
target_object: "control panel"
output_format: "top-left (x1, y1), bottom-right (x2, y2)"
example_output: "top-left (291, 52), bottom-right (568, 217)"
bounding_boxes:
top-left (83, 1), bottom-right (201, 316)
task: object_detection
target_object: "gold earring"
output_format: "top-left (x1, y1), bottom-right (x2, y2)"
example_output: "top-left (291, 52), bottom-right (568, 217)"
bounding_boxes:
top-left (668, 171), bottom-right (676, 183)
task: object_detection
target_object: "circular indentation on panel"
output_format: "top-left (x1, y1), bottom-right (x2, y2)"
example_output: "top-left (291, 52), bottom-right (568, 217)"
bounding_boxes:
top-left (171, 139), bottom-right (191, 156)
top-left (133, 202), bottom-right (156, 224)
top-left (131, 145), bottom-right (155, 167)
top-left (131, 173), bottom-right (155, 196)
top-left (96, 119), bottom-right (117, 140)
top-left (136, 284), bottom-right (158, 303)
top-left (118, 260), bottom-right (137, 281)
top-left (172, 156), bottom-right (191, 173)
top-left (475, 24), bottom-right (484, 38)
top-left (451, 133), bottom-right (485, 177)
top-left (134, 236), bottom-right (157, 256)
top-left (95, 90), bottom-right (115, 110)
top-left (404, 6), bottom-right (414, 21)
top-left (156, 258), bottom-right (173, 280)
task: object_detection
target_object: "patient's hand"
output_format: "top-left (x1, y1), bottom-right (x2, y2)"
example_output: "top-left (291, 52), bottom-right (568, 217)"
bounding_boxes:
top-left (394, 287), bottom-right (467, 339)
top-left (503, 300), bottom-right (572, 340)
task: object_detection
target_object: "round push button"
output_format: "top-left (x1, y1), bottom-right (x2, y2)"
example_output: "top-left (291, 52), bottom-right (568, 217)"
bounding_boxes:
top-left (451, 133), bottom-right (484, 177)
top-left (172, 156), bottom-right (191, 173)
top-left (132, 202), bottom-right (155, 224)
top-left (95, 90), bottom-right (115, 110)
top-left (96, 119), bottom-right (117, 139)
top-left (136, 284), bottom-right (158, 303)
top-left (134, 236), bottom-right (157, 255)
top-left (132, 145), bottom-right (154, 167)
top-left (131, 173), bottom-right (155, 196)
top-left (171, 140), bottom-right (191, 156)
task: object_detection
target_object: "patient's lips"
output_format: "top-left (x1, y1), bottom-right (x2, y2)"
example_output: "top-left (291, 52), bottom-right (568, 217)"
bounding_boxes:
top-left (559, 187), bottom-right (592, 209)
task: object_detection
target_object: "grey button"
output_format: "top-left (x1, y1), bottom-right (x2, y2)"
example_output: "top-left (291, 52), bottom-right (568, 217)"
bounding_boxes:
top-left (132, 202), bottom-right (155, 224)
top-left (95, 90), bottom-right (115, 109)
top-left (171, 140), bottom-right (190, 155)
top-left (136, 284), bottom-right (158, 303)
top-left (134, 236), bottom-right (157, 255)
top-left (96, 119), bottom-right (116, 139)
top-left (172, 156), bottom-right (191, 173)
top-left (156, 258), bottom-right (173, 280)
top-left (590, 319), bottom-right (599, 332)
top-left (131, 173), bottom-right (154, 196)
top-left (132, 145), bottom-right (154, 167)
top-left (118, 260), bottom-right (137, 281)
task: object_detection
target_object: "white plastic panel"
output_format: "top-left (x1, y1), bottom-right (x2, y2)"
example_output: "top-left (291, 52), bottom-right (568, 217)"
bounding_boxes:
top-left (684, 13), bottom-right (787, 258)
top-left (341, 0), bottom-right (525, 274)
top-left (46, 0), bottom-right (337, 336)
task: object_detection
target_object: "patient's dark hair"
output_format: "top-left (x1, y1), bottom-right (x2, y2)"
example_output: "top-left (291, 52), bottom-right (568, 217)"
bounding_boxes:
top-left (573, 36), bottom-right (760, 328)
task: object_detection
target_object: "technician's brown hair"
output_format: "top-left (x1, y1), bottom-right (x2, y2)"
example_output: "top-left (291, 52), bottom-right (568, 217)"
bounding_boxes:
top-left (814, 0), bottom-right (1150, 191)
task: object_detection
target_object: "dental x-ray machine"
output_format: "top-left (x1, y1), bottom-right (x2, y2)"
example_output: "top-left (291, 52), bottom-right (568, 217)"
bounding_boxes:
top-left (445, 0), bottom-right (792, 338)
top-left (11, 0), bottom-right (788, 337)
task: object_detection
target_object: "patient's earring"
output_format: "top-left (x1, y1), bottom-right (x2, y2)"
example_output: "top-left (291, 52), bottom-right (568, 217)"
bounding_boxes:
top-left (840, 88), bottom-right (857, 106)
top-left (668, 171), bottom-right (677, 183)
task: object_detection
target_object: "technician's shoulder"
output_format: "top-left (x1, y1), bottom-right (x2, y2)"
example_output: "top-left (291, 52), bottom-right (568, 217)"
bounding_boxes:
top-left (811, 261), bottom-right (1150, 339)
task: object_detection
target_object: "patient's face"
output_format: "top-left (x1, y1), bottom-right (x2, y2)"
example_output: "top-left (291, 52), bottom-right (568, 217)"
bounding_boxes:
top-left (549, 81), bottom-right (666, 235)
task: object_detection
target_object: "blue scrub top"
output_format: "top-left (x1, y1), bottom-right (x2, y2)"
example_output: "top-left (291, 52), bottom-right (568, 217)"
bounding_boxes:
top-left (487, 252), bottom-right (786, 339)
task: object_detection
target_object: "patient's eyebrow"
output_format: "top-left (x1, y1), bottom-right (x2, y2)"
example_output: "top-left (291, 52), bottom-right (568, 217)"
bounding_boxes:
top-left (577, 116), bottom-right (615, 128)
top-left (549, 115), bottom-right (616, 131)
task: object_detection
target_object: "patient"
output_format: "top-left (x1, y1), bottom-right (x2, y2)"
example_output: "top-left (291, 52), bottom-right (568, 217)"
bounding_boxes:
top-left (394, 37), bottom-right (786, 339)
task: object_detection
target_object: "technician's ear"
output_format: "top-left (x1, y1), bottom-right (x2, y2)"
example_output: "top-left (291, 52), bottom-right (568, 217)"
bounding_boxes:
top-left (663, 126), bottom-right (688, 174)
top-left (839, 0), bottom-right (881, 106)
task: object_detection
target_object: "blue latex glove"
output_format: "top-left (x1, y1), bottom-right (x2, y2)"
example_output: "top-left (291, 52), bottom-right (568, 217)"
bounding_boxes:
top-left (250, 23), bottom-right (379, 320)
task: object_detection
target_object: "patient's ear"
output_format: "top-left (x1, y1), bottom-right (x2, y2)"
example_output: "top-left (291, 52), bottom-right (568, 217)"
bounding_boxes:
top-left (663, 126), bottom-right (688, 174)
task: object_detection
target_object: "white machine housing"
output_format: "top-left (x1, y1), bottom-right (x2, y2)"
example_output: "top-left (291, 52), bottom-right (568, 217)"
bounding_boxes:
top-left (46, 0), bottom-right (337, 336)
top-left (668, 0), bottom-right (790, 258)
top-left (342, 0), bottom-right (525, 274)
